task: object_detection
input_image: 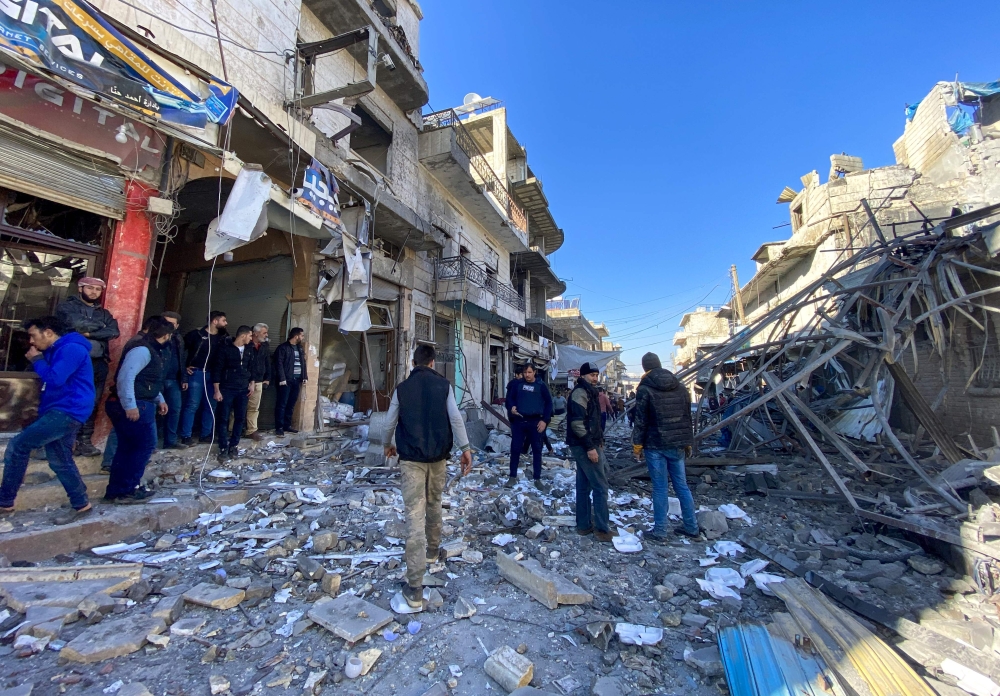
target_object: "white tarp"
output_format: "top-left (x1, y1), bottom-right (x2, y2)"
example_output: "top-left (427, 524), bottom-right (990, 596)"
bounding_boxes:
top-left (554, 344), bottom-right (620, 377)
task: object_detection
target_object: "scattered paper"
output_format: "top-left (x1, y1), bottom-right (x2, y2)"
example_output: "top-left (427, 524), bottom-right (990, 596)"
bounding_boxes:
top-left (613, 527), bottom-right (643, 553)
top-left (713, 540), bottom-right (745, 557)
top-left (739, 559), bottom-right (768, 577)
top-left (491, 533), bottom-right (515, 547)
top-left (718, 504), bottom-right (753, 524)
top-left (941, 660), bottom-right (1000, 696)
top-left (616, 623), bottom-right (663, 645)
top-left (751, 573), bottom-right (786, 597)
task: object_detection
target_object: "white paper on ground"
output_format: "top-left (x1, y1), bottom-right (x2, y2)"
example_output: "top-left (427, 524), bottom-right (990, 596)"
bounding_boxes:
top-left (615, 623), bottom-right (663, 646)
top-left (718, 504), bottom-right (753, 525)
top-left (696, 578), bottom-right (741, 601)
top-left (751, 573), bottom-right (786, 597)
top-left (713, 541), bottom-right (746, 557)
top-left (613, 527), bottom-right (643, 553)
top-left (705, 567), bottom-right (745, 589)
top-left (668, 497), bottom-right (681, 516)
top-left (491, 534), bottom-right (515, 547)
top-left (739, 559), bottom-right (768, 577)
top-left (941, 659), bottom-right (1000, 696)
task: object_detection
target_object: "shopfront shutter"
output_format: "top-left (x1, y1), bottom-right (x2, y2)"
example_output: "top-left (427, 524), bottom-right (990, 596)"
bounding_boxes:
top-left (0, 122), bottom-right (126, 219)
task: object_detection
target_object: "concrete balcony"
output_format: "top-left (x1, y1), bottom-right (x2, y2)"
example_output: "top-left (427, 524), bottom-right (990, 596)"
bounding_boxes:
top-left (420, 112), bottom-right (529, 252)
top-left (511, 248), bottom-right (565, 298)
top-left (512, 177), bottom-right (564, 254)
top-left (435, 256), bottom-right (525, 327)
top-left (300, 0), bottom-right (429, 111)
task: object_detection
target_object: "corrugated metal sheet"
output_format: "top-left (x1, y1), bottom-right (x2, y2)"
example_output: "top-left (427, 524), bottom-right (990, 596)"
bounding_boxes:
top-left (0, 122), bottom-right (125, 219)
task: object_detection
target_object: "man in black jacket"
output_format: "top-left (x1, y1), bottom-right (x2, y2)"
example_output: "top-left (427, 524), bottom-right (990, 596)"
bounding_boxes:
top-left (632, 352), bottom-right (699, 540)
top-left (567, 362), bottom-right (612, 542)
top-left (159, 311), bottom-right (187, 449)
top-left (211, 325), bottom-right (255, 460)
top-left (273, 327), bottom-right (307, 436)
top-left (179, 311), bottom-right (228, 445)
top-left (504, 364), bottom-right (553, 488)
top-left (245, 323), bottom-right (271, 441)
top-left (56, 276), bottom-right (120, 456)
top-left (383, 345), bottom-right (472, 609)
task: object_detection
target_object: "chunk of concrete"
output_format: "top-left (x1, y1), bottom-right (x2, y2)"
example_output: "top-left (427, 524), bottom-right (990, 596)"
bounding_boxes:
top-left (591, 677), bottom-right (626, 696)
top-left (525, 524), bottom-right (545, 540)
top-left (312, 530), bottom-right (337, 553)
top-left (296, 556), bottom-right (325, 581)
top-left (307, 594), bottom-right (392, 643)
top-left (170, 617), bottom-right (207, 636)
top-left (60, 616), bottom-right (166, 663)
top-left (653, 584), bottom-right (674, 601)
top-left (496, 551), bottom-right (592, 610)
top-left (461, 549), bottom-right (483, 564)
top-left (0, 686), bottom-right (33, 696)
top-left (78, 592), bottom-right (114, 619)
top-left (243, 579), bottom-right (273, 603)
top-left (321, 573), bottom-right (342, 596)
top-left (184, 582), bottom-right (245, 610)
top-left (908, 555), bottom-right (944, 575)
top-left (685, 645), bottom-right (723, 676)
top-left (358, 647), bottom-right (382, 676)
top-left (118, 684), bottom-right (153, 696)
top-left (0, 577), bottom-right (133, 612)
top-left (582, 621), bottom-right (613, 651)
top-left (681, 613), bottom-right (710, 629)
top-left (454, 596), bottom-right (477, 619)
top-left (485, 645), bottom-right (533, 692)
top-left (441, 540), bottom-right (468, 558)
top-left (151, 595), bottom-right (185, 624)
top-left (209, 675), bottom-right (230, 695)
top-left (696, 510), bottom-right (729, 539)
top-left (523, 499), bottom-right (545, 521)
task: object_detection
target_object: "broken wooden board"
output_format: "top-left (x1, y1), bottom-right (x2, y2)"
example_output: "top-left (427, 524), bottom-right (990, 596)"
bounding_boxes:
top-left (307, 594), bottom-right (392, 643)
top-left (61, 616), bottom-right (166, 663)
top-left (0, 563), bottom-right (142, 583)
top-left (0, 577), bottom-right (137, 613)
top-left (496, 551), bottom-right (592, 610)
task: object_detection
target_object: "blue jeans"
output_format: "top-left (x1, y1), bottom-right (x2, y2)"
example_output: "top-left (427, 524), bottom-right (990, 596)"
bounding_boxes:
top-left (160, 379), bottom-right (182, 447)
top-left (216, 389), bottom-right (249, 449)
top-left (0, 410), bottom-right (87, 509)
top-left (105, 399), bottom-right (157, 499)
top-left (510, 417), bottom-right (543, 479)
top-left (180, 368), bottom-right (216, 439)
top-left (645, 447), bottom-right (698, 534)
top-left (275, 379), bottom-right (302, 431)
top-left (570, 445), bottom-right (610, 534)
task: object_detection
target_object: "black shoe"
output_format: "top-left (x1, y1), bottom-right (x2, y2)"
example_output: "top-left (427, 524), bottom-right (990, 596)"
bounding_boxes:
top-left (166, 442), bottom-right (189, 450)
top-left (644, 530), bottom-right (669, 543)
top-left (286, 428), bottom-right (299, 434)
top-left (180, 437), bottom-right (194, 446)
top-left (53, 504), bottom-right (93, 525)
top-left (576, 527), bottom-right (594, 536)
top-left (673, 526), bottom-right (701, 538)
top-left (100, 464), bottom-right (111, 473)
top-left (402, 584), bottom-right (423, 609)
top-left (75, 442), bottom-right (101, 457)
top-left (199, 436), bottom-right (214, 444)
top-left (217, 448), bottom-right (230, 462)
top-left (274, 429), bottom-right (285, 437)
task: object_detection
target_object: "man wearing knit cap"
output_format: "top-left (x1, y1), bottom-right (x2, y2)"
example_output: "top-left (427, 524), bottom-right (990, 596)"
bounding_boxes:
top-left (632, 352), bottom-right (699, 541)
top-left (567, 362), bottom-right (612, 542)
top-left (56, 277), bottom-right (120, 457)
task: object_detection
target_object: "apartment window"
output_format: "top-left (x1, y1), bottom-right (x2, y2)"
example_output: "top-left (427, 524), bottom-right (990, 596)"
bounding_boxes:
top-left (973, 343), bottom-right (1000, 388)
top-left (791, 204), bottom-right (804, 232)
top-left (350, 105), bottom-right (392, 176)
top-left (415, 312), bottom-right (431, 342)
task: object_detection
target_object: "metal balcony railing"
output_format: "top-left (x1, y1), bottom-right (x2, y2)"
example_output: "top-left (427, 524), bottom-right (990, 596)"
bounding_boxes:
top-left (435, 256), bottom-right (526, 312)
top-left (423, 108), bottom-right (528, 235)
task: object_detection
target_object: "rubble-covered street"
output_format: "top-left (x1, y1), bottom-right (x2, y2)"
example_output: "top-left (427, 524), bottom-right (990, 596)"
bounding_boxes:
top-left (3, 413), bottom-right (998, 696)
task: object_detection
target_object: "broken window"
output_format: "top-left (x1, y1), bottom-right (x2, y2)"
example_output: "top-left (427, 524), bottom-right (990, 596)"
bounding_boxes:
top-left (349, 105), bottom-right (392, 176)
top-left (791, 203), bottom-right (804, 232)
top-left (414, 312), bottom-right (431, 342)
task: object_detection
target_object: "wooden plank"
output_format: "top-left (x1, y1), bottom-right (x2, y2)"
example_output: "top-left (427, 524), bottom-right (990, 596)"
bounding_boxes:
top-left (885, 361), bottom-right (963, 464)
top-left (0, 563), bottom-right (143, 583)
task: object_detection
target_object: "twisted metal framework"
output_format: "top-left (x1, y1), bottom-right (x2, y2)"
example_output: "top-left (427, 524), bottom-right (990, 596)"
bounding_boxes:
top-left (435, 256), bottom-right (526, 312)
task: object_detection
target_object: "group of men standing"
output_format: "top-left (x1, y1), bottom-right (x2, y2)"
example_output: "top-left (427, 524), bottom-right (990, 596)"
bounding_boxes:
top-left (0, 275), bottom-right (311, 520)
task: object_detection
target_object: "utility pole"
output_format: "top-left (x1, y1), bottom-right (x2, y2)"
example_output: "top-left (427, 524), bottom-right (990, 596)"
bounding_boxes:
top-left (730, 264), bottom-right (745, 327)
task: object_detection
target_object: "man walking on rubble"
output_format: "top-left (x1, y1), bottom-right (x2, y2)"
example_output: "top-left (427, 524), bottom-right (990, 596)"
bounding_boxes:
top-left (56, 277), bottom-right (120, 457)
top-left (631, 352), bottom-right (699, 541)
top-left (0, 316), bottom-right (95, 523)
top-left (568, 362), bottom-right (613, 542)
top-left (211, 325), bottom-right (256, 461)
top-left (104, 317), bottom-right (174, 503)
top-left (505, 364), bottom-right (553, 488)
top-left (180, 311), bottom-right (228, 445)
top-left (598, 386), bottom-right (612, 432)
top-left (245, 323), bottom-right (271, 441)
top-left (383, 345), bottom-right (473, 609)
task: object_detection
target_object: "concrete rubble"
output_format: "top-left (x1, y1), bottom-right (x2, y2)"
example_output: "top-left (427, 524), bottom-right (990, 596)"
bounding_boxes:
top-left (0, 418), bottom-right (995, 696)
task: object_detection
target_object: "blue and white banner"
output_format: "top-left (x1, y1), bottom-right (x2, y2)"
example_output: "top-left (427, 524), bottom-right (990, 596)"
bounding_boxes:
top-left (296, 158), bottom-right (345, 231)
top-left (0, 0), bottom-right (237, 128)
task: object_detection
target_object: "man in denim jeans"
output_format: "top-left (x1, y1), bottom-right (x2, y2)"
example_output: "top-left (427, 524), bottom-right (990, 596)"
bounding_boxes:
top-left (0, 316), bottom-right (95, 524)
top-left (632, 352), bottom-right (700, 541)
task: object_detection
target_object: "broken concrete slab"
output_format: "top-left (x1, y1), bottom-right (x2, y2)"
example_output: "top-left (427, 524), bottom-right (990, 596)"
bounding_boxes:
top-left (441, 540), bottom-right (468, 558)
top-left (321, 573), bottom-right (342, 596)
top-left (183, 582), bottom-right (245, 610)
top-left (0, 685), bottom-right (33, 696)
top-left (908, 555), bottom-right (944, 575)
top-left (358, 647), bottom-right (382, 676)
top-left (118, 684), bottom-right (153, 696)
top-left (307, 594), bottom-right (392, 643)
top-left (170, 617), bottom-right (207, 636)
top-left (151, 595), bottom-right (185, 624)
top-left (0, 577), bottom-right (134, 613)
top-left (484, 645), bottom-right (533, 692)
top-left (60, 616), bottom-right (165, 663)
top-left (496, 551), bottom-right (592, 610)
top-left (453, 596), bottom-right (477, 619)
top-left (296, 556), bottom-right (325, 580)
top-left (685, 645), bottom-right (723, 676)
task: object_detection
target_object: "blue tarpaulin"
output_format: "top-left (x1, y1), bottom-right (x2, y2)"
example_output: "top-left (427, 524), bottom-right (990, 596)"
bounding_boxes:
top-left (0, 0), bottom-right (237, 128)
top-left (960, 81), bottom-right (1000, 98)
top-left (905, 101), bottom-right (921, 121)
top-left (947, 105), bottom-right (975, 135)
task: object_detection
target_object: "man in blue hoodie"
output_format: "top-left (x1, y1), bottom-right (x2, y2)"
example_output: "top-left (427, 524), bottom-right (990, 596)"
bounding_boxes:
top-left (504, 364), bottom-right (553, 488)
top-left (0, 316), bottom-right (95, 524)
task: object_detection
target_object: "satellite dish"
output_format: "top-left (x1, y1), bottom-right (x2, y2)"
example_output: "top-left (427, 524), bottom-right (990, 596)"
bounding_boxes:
top-left (463, 93), bottom-right (482, 106)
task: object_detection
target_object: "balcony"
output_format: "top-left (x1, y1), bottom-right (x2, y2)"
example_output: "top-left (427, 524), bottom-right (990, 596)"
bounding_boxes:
top-left (525, 315), bottom-right (568, 343)
top-left (511, 246), bottom-right (566, 298)
top-left (512, 177), bottom-right (564, 254)
top-left (435, 256), bottom-right (525, 327)
top-left (300, 0), bottom-right (429, 111)
top-left (420, 110), bottom-right (528, 252)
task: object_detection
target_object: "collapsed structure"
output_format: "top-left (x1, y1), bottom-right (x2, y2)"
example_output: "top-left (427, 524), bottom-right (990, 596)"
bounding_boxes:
top-left (676, 78), bottom-right (1000, 577)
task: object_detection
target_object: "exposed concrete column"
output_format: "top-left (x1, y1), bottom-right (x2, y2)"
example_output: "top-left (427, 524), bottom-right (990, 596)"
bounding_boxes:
top-left (492, 111), bottom-right (508, 184)
top-left (289, 237), bottom-right (323, 432)
top-left (95, 179), bottom-right (155, 444)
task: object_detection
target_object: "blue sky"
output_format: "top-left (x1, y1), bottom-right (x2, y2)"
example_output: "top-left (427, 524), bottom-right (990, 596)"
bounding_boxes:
top-left (419, 1), bottom-right (1000, 372)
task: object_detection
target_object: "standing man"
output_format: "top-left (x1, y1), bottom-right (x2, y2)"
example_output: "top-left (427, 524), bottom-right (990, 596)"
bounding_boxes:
top-left (104, 317), bottom-right (173, 503)
top-left (568, 362), bottom-right (612, 542)
top-left (56, 277), bottom-right (119, 457)
top-left (598, 387), bottom-right (612, 432)
top-left (245, 323), bottom-right (271, 441)
top-left (504, 364), bottom-right (552, 488)
top-left (159, 311), bottom-right (187, 449)
top-left (180, 311), bottom-right (227, 445)
top-left (211, 325), bottom-right (255, 460)
top-left (0, 317), bottom-right (95, 523)
top-left (383, 345), bottom-right (472, 609)
top-left (631, 352), bottom-right (699, 541)
top-left (273, 327), bottom-right (307, 437)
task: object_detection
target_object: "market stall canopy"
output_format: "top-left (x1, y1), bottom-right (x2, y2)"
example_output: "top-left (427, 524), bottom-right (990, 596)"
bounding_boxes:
top-left (554, 344), bottom-right (621, 377)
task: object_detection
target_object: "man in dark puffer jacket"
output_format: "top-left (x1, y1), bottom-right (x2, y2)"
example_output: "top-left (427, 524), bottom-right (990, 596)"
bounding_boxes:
top-left (567, 362), bottom-right (612, 542)
top-left (632, 352), bottom-right (699, 541)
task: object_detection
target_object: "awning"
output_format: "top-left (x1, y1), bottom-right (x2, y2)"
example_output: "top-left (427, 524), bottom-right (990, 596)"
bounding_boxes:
top-left (554, 344), bottom-right (621, 377)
